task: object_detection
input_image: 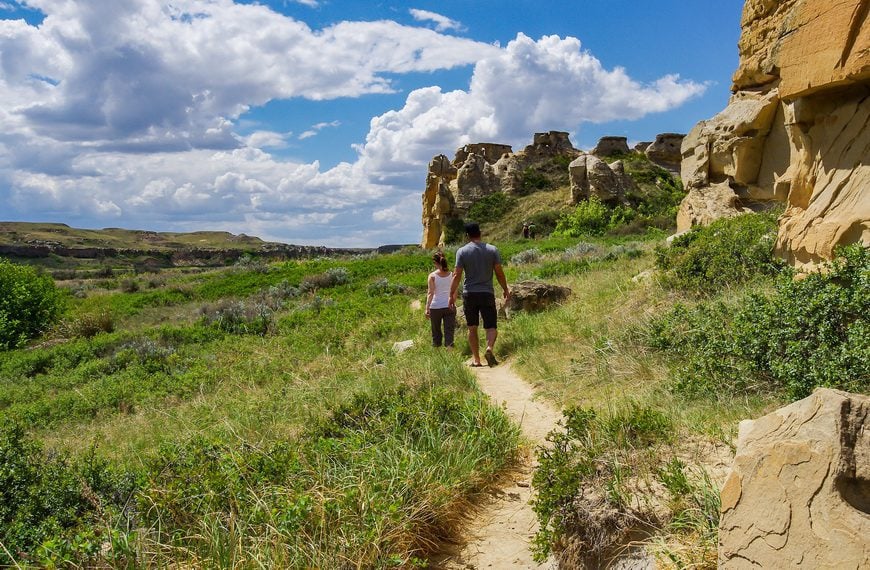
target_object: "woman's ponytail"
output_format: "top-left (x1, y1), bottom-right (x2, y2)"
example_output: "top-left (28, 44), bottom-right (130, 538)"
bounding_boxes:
top-left (433, 251), bottom-right (448, 272)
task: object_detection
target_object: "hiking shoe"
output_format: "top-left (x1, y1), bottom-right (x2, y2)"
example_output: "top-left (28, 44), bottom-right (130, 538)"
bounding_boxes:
top-left (484, 348), bottom-right (498, 367)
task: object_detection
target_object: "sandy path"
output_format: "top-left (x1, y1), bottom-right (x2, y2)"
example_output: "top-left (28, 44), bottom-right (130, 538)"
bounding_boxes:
top-left (433, 361), bottom-right (563, 569)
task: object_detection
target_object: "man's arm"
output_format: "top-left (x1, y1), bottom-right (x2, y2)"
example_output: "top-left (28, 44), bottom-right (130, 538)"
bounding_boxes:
top-left (449, 267), bottom-right (463, 309)
top-left (494, 263), bottom-right (510, 300)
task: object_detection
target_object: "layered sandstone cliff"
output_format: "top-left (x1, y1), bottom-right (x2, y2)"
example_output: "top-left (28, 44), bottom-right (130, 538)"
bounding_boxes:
top-left (679, 0), bottom-right (870, 269)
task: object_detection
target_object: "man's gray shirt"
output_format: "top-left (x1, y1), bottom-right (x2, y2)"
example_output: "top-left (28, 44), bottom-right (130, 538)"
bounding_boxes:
top-left (455, 241), bottom-right (502, 294)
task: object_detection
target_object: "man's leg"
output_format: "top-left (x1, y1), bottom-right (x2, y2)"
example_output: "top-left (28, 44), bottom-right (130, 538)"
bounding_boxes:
top-left (485, 328), bottom-right (497, 353)
top-left (468, 325), bottom-right (481, 364)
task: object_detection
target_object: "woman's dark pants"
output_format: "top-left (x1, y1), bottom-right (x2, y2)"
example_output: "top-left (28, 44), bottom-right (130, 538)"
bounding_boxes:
top-left (429, 307), bottom-right (456, 347)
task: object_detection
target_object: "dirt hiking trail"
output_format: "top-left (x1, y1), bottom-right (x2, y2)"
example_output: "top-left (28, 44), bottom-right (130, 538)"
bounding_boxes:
top-left (433, 361), bottom-right (563, 569)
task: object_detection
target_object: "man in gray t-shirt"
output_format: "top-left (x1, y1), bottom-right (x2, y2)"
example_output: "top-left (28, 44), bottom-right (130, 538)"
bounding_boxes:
top-left (449, 222), bottom-right (510, 367)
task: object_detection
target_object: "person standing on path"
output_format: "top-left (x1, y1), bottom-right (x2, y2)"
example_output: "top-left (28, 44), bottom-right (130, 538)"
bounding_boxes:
top-left (425, 251), bottom-right (456, 347)
top-left (449, 222), bottom-right (510, 367)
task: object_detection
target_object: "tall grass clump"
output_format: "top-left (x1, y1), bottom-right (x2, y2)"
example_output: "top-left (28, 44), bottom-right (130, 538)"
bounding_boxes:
top-left (199, 299), bottom-right (273, 335)
top-left (0, 258), bottom-right (64, 349)
top-left (654, 212), bottom-right (781, 293)
top-left (649, 244), bottom-right (869, 399)
top-left (1, 384), bottom-right (520, 568)
top-left (532, 404), bottom-right (677, 565)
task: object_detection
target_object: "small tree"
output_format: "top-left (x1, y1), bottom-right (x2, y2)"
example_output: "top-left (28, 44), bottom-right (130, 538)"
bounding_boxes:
top-left (0, 259), bottom-right (64, 349)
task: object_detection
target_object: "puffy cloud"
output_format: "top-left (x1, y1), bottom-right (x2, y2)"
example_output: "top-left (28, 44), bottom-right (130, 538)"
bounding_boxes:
top-left (3, 0), bottom-right (497, 150)
top-left (409, 9), bottom-right (464, 33)
top-left (0, 3), bottom-right (707, 247)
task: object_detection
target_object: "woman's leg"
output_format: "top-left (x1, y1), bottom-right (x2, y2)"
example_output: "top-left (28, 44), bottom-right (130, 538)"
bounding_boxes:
top-left (444, 309), bottom-right (456, 347)
top-left (430, 308), bottom-right (444, 346)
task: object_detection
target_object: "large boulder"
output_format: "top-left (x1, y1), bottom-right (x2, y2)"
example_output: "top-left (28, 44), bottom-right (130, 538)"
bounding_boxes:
top-left (719, 388), bottom-right (870, 568)
top-left (505, 280), bottom-right (571, 315)
top-left (677, 0), bottom-right (870, 269)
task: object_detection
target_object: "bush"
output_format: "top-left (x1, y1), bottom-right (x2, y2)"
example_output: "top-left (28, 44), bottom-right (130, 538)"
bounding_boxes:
top-left (300, 267), bottom-right (350, 292)
top-left (554, 198), bottom-right (635, 237)
top-left (443, 217), bottom-right (467, 245)
top-left (511, 249), bottom-right (541, 265)
top-left (200, 300), bottom-right (273, 335)
top-left (0, 259), bottom-right (64, 349)
top-left (533, 405), bottom-right (674, 562)
top-left (520, 168), bottom-right (552, 195)
top-left (119, 278), bottom-right (139, 293)
top-left (649, 244), bottom-right (869, 399)
top-left (654, 212), bottom-right (781, 293)
top-left (467, 192), bottom-right (515, 224)
top-left (0, 424), bottom-right (136, 567)
top-left (515, 210), bottom-right (561, 238)
top-left (56, 311), bottom-right (115, 339)
top-left (367, 278), bottom-right (413, 296)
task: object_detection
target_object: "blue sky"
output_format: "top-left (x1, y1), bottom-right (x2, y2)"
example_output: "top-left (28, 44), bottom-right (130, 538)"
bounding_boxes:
top-left (0, 0), bottom-right (743, 246)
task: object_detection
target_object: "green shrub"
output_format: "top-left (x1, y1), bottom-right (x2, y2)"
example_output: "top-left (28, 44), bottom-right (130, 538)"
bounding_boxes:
top-left (514, 210), bottom-right (561, 238)
top-left (654, 212), bottom-right (781, 293)
top-left (0, 259), bottom-right (64, 349)
top-left (0, 424), bottom-right (137, 567)
top-left (554, 197), bottom-right (635, 237)
top-left (520, 168), bottom-right (552, 195)
top-left (467, 192), bottom-right (515, 224)
top-left (649, 244), bottom-right (869, 399)
top-left (443, 217), bottom-right (467, 245)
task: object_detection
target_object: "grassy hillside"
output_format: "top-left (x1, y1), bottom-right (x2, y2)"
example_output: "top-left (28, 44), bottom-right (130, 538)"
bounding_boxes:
top-left (1, 210), bottom-right (866, 567)
top-left (0, 222), bottom-right (270, 250)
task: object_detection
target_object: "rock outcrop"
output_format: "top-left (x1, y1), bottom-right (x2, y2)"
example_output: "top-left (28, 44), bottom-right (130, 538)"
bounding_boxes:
top-left (505, 280), bottom-right (571, 315)
top-left (678, 0), bottom-right (870, 269)
top-left (591, 136), bottom-right (629, 157)
top-left (420, 131), bottom-right (580, 248)
top-left (569, 155), bottom-right (636, 205)
top-left (644, 133), bottom-right (684, 172)
top-left (719, 388), bottom-right (870, 568)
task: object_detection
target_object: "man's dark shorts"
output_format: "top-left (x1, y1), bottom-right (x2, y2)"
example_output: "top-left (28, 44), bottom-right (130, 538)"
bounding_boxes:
top-left (462, 292), bottom-right (497, 329)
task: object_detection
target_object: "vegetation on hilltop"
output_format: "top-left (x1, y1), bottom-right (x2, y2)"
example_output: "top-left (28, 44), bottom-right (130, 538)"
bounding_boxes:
top-left (469, 152), bottom-right (685, 244)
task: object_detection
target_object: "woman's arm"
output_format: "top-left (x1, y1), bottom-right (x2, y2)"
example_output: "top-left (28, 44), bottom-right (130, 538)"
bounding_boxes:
top-left (425, 274), bottom-right (435, 318)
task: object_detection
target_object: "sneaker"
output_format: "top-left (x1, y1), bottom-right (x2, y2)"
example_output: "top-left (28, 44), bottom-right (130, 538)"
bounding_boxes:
top-left (484, 348), bottom-right (498, 367)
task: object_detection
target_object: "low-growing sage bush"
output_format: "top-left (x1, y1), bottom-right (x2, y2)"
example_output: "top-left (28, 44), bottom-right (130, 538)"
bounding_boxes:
top-left (649, 244), bottom-right (869, 399)
top-left (200, 300), bottom-right (273, 335)
top-left (511, 248), bottom-right (542, 265)
top-left (366, 278), bottom-right (413, 296)
top-left (300, 267), bottom-right (350, 292)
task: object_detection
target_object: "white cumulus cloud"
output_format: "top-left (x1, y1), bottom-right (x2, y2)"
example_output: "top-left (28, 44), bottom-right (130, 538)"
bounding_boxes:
top-left (409, 8), bottom-right (464, 33)
top-left (0, 1), bottom-right (707, 247)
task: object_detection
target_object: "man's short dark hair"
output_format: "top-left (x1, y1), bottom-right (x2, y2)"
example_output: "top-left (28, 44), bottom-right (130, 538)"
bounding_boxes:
top-left (464, 222), bottom-right (481, 238)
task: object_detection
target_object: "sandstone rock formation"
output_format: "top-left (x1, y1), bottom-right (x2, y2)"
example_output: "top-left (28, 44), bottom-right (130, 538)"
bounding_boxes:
top-left (591, 136), bottom-right (629, 157)
top-left (679, 0), bottom-right (870, 269)
top-left (420, 132), bottom-right (580, 248)
top-left (644, 133), bottom-right (684, 172)
top-left (719, 388), bottom-right (870, 568)
top-left (569, 155), bottom-right (636, 205)
top-left (505, 280), bottom-right (571, 315)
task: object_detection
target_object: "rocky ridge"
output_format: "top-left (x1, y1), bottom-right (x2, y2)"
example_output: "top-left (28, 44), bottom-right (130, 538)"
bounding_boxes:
top-left (421, 132), bottom-right (684, 248)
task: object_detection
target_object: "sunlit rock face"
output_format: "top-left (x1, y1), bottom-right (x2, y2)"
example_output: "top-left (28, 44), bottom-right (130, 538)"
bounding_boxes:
top-left (420, 131), bottom-right (582, 249)
top-left (679, 0), bottom-right (870, 269)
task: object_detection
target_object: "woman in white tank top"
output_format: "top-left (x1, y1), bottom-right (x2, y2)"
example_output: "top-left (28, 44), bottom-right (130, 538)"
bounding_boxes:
top-left (426, 251), bottom-right (456, 347)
